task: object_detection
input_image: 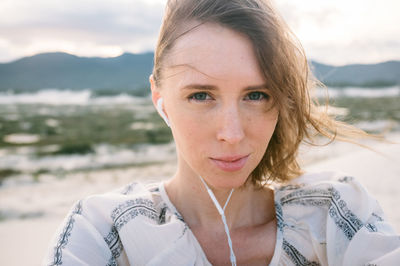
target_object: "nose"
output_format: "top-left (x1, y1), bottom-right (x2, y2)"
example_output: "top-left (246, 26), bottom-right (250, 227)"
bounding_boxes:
top-left (216, 105), bottom-right (245, 144)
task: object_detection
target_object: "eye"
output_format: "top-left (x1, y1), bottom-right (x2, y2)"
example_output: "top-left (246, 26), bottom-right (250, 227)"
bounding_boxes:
top-left (245, 91), bottom-right (270, 101)
top-left (188, 92), bottom-right (212, 101)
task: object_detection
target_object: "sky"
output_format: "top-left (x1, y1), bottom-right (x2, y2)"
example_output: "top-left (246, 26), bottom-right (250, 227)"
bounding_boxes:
top-left (0, 0), bottom-right (399, 65)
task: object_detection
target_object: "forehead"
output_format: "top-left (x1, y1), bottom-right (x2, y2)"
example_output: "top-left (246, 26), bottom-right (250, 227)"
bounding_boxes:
top-left (163, 22), bottom-right (265, 86)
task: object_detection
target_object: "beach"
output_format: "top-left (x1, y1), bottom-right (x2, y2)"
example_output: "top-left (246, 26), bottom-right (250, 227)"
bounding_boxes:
top-left (0, 133), bottom-right (399, 265)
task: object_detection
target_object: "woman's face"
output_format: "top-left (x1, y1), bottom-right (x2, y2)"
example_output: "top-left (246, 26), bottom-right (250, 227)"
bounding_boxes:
top-left (152, 23), bottom-right (278, 189)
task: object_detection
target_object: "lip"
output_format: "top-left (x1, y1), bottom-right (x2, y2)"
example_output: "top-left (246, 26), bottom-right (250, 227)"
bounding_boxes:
top-left (210, 155), bottom-right (249, 172)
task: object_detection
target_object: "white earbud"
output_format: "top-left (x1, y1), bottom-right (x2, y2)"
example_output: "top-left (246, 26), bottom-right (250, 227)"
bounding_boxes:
top-left (157, 98), bottom-right (170, 127)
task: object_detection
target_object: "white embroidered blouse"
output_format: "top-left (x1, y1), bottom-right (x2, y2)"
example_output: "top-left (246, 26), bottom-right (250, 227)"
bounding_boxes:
top-left (43, 171), bottom-right (400, 265)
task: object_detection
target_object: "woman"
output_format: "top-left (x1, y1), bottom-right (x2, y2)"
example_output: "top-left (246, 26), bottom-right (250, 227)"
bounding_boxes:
top-left (44, 0), bottom-right (400, 265)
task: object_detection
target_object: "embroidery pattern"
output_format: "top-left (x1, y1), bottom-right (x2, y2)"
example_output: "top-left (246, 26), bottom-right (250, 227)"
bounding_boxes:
top-left (365, 223), bottom-right (378, 232)
top-left (51, 200), bottom-right (82, 266)
top-left (148, 186), bottom-right (160, 193)
top-left (104, 226), bottom-right (124, 259)
top-left (282, 239), bottom-right (320, 266)
top-left (106, 256), bottom-right (118, 266)
top-left (175, 211), bottom-right (185, 223)
top-left (159, 206), bottom-right (168, 224)
top-left (328, 194), bottom-right (363, 240)
top-left (338, 176), bottom-right (354, 183)
top-left (281, 187), bottom-right (334, 207)
top-left (111, 198), bottom-right (158, 231)
top-left (280, 186), bottom-right (363, 240)
top-left (372, 212), bottom-right (384, 222)
top-left (275, 202), bottom-right (285, 232)
top-left (176, 222), bottom-right (189, 241)
top-left (277, 183), bottom-right (305, 192)
top-left (121, 183), bottom-right (137, 195)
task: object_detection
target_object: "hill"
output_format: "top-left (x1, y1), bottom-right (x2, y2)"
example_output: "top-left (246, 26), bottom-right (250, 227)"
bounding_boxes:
top-left (0, 52), bottom-right (154, 94)
top-left (310, 61), bottom-right (400, 87)
top-left (0, 52), bottom-right (399, 93)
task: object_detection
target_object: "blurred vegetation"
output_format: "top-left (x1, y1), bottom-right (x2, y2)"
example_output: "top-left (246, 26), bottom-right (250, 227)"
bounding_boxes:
top-left (0, 169), bottom-right (21, 184)
top-left (2, 87), bottom-right (151, 97)
top-left (324, 80), bottom-right (397, 88)
top-left (90, 87), bottom-right (150, 97)
top-left (328, 96), bottom-right (400, 122)
top-left (0, 94), bottom-right (399, 155)
top-left (52, 143), bottom-right (94, 155)
top-left (0, 100), bottom-right (172, 152)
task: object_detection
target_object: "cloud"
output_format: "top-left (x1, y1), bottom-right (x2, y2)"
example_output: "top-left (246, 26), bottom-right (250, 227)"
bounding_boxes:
top-left (0, 0), bottom-right (399, 65)
top-left (0, 0), bottom-right (166, 62)
top-left (275, 0), bottom-right (400, 65)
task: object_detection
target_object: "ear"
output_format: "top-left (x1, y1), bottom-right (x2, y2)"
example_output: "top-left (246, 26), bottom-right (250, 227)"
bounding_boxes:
top-left (149, 74), bottom-right (161, 108)
top-left (149, 75), bottom-right (170, 126)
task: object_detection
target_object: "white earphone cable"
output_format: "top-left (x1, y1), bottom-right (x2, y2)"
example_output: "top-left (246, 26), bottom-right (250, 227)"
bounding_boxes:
top-left (198, 176), bottom-right (237, 266)
top-left (223, 189), bottom-right (234, 211)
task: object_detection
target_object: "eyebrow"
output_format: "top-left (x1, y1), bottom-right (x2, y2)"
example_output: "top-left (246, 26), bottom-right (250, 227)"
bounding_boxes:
top-left (182, 84), bottom-right (217, 91)
top-left (182, 84), bottom-right (269, 91)
top-left (244, 84), bottom-right (269, 91)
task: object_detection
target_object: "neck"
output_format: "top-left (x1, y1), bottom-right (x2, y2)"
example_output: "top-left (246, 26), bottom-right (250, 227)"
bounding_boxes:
top-left (164, 168), bottom-right (274, 231)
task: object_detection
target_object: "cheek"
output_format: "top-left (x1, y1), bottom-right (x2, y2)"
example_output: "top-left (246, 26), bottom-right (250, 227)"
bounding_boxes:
top-left (248, 113), bottom-right (278, 148)
top-left (170, 111), bottom-right (210, 153)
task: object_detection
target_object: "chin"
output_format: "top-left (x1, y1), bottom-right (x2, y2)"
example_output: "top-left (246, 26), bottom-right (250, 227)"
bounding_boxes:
top-left (206, 172), bottom-right (251, 190)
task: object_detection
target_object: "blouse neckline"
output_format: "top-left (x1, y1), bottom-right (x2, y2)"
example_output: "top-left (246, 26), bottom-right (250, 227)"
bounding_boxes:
top-left (158, 181), bottom-right (283, 265)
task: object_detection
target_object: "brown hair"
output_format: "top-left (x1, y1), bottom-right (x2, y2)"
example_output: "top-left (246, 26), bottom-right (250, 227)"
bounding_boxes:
top-left (152, 0), bottom-right (371, 185)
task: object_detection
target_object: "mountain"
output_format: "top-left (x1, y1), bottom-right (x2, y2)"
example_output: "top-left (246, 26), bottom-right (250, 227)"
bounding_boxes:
top-left (310, 61), bottom-right (400, 87)
top-left (0, 52), bottom-right (399, 93)
top-left (0, 52), bottom-right (154, 93)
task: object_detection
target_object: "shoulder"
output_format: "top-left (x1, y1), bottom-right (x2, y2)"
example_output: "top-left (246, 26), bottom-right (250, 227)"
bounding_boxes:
top-left (273, 171), bottom-right (400, 265)
top-left (44, 182), bottom-right (169, 266)
top-left (274, 171), bottom-right (381, 237)
top-left (275, 170), bottom-right (372, 211)
top-left (81, 182), bottom-right (166, 226)
top-left (277, 170), bottom-right (361, 190)
top-left (68, 181), bottom-right (170, 241)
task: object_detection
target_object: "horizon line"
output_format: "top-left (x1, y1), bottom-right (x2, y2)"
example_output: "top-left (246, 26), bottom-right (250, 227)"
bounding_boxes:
top-left (1, 50), bottom-right (399, 67)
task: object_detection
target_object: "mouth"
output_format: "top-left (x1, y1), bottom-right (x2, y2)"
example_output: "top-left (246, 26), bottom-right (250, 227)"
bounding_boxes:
top-left (210, 155), bottom-right (249, 172)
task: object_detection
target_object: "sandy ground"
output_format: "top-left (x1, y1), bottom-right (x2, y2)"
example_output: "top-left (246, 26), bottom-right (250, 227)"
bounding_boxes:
top-left (0, 134), bottom-right (399, 266)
